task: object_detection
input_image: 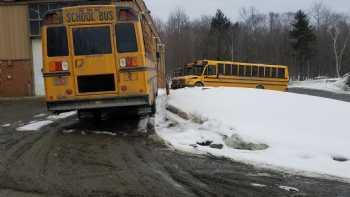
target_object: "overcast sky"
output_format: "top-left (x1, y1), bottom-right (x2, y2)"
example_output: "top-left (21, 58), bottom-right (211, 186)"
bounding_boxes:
top-left (144, 0), bottom-right (350, 21)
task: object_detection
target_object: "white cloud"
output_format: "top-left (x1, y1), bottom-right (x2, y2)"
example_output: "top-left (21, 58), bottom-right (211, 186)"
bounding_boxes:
top-left (144, 0), bottom-right (350, 21)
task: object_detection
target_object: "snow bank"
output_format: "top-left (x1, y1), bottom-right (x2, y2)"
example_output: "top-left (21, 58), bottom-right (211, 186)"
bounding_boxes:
top-left (16, 120), bottom-right (53, 131)
top-left (290, 77), bottom-right (350, 94)
top-left (156, 87), bottom-right (350, 180)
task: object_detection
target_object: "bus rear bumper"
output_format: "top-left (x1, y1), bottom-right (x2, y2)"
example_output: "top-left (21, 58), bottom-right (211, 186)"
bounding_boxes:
top-left (47, 96), bottom-right (149, 112)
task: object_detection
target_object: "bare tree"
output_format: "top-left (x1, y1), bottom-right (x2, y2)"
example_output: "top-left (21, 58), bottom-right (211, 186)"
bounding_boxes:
top-left (328, 21), bottom-right (350, 77)
top-left (159, 4), bottom-right (350, 78)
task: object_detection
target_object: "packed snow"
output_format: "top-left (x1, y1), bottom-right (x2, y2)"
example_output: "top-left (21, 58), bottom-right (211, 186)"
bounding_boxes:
top-left (16, 120), bottom-right (53, 131)
top-left (289, 75), bottom-right (350, 94)
top-left (156, 87), bottom-right (350, 180)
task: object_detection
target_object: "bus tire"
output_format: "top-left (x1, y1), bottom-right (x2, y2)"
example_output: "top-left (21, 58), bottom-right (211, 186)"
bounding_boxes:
top-left (93, 110), bottom-right (102, 122)
top-left (256, 85), bottom-right (265, 89)
top-left (151, 100), bottom-right (157, 115)
top-left (78, 110), bottom-right (83, 120)
top-left (194, 82), bottom-right (204, 87)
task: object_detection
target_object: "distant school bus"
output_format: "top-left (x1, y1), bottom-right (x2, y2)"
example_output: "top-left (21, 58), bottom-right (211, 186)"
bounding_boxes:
top-left (171, 60), bottom-right (289, 91)
top-left (41, 1), bottom-right (165, 117)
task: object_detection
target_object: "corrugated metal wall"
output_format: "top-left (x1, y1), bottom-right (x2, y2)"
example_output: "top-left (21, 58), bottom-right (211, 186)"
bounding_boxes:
top-left (0, 5), bottom-right (31, 60)
top-left (0, 5), bottom-right (33, 97)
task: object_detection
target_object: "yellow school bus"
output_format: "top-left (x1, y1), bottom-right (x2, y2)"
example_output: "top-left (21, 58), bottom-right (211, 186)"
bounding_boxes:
top-left (171, 60), bottom-right (289, 91)
top-left (41, 1), bottom-right (165, 117)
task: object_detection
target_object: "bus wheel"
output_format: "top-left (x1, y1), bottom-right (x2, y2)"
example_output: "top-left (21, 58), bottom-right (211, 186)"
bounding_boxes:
top-left (78, 110), bottom-right (83, 120)
top-left (151, 100), bottom-right (157, 115)
top-left (93, 110), bottom-right (102, 122)
top-left (256, 85), bottom-right (265, 89)
top-left (194, 82), bottom-right (204, 87)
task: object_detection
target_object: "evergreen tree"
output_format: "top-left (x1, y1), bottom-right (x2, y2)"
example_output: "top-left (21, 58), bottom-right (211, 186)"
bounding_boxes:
top-left (290, 10), bottom-right (317, 79)
top-left (210, 9), bottom-right (232, 60)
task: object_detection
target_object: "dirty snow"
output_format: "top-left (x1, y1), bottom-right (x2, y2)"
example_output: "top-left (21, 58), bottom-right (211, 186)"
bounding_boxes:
top-left (156, 87), bottom-right (350, 180)
top-left (16, 120), bottom-right (53, 131)
top-left (1, 123), bottom-right (11, 127)
top-left (289, 77), bottom-right (350, 94)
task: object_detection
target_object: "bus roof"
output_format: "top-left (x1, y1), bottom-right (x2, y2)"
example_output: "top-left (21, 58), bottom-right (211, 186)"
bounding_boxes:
top-left (196, 60), bottom-right (288, 68)
top-left (42, 1), bottom-right (160, 41)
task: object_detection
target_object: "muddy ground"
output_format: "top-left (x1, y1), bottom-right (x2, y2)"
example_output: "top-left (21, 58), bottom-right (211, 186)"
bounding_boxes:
top-left (0, 94), bottom-right (349, 197)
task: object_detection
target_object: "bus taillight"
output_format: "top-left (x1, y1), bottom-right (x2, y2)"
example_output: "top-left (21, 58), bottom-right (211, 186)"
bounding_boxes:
top-left (49, 61), bottom-right (69, 72)
top-left (120, 57), bottom-right (137, 68)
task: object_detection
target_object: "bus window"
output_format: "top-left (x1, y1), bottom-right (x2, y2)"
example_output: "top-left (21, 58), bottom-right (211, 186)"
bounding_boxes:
top-left (116, 23), bottom-right (138, 53)
top-left (47, 26), bottom-right (68, 57)
top-left (252, 66), bottom-right (258, 77)
top-left (184, 66), bottom-right (193, 75)
top-left (245, 66), bottom-right (252, 77)
top-left (225, 64), bottom-right (232, 75)
top-left (258, 67), bottom-right (264, 77)
top-left (238, 66), bottom-right (245, 76)
top-left (218, 64), bottom-right (224, 75)
top-left (193, 65), bottom-right (204, 76)
top-left (271, 68), bottom-right (277, 78)
top-left (232, 64), bottom-right (238, 76)
top-left (207, 65), bottom-right (217, 75)
top-left (265, 67), bottom-right (271, 78)
top-left (73, 26), bottom-right (112, 55)
top-left (278, 68), bottom-right (285, 79)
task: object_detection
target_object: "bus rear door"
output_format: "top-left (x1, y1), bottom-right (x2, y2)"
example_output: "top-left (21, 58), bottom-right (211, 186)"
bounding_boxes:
top-left (69, 25), bottom-right (118, 96)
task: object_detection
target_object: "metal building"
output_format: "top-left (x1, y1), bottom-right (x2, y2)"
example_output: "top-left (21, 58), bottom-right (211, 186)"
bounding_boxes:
top-left (0, 0), bottom-right (113, 97)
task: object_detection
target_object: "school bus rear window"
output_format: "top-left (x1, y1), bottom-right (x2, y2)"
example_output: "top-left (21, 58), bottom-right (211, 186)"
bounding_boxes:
top-left (47, 26), bottom-right (68, 57)
top-left (116, 23), bottom-right (138, 53)
top-left (73, 26), bottom-right (112, 56)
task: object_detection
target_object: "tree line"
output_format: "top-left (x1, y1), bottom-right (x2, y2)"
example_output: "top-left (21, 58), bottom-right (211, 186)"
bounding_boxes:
top-left (156, 2), bottom-right (350, 80)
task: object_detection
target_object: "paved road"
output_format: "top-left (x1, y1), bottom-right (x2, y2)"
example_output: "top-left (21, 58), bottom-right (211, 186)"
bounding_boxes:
top-left (0, 94), bottom-right (350, 197)
top-left (289, 87), bottom-right (350, 103)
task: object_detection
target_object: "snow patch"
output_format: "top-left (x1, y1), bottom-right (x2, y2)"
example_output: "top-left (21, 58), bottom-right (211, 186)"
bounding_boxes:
top-left (279, 185), bottom-right (299, 192)
top-left (47, 111), bottom-right (76, 120)
top-left (16, 120), bottom-right (53, 131)
top-left (34, 113), bottom-right (47, 118)
top-left (250, 183), bottom-right (267, 188)
top-left (62, 129), bottom-right (76, 134)
top-left (1, 123), bottom-right (11, 127)
top-left (92, 131), bottom-right (117, 136)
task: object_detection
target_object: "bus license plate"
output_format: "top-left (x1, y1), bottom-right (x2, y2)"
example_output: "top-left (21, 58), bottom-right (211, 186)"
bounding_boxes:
top-left (54, 77), bottom-right (66, 86)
